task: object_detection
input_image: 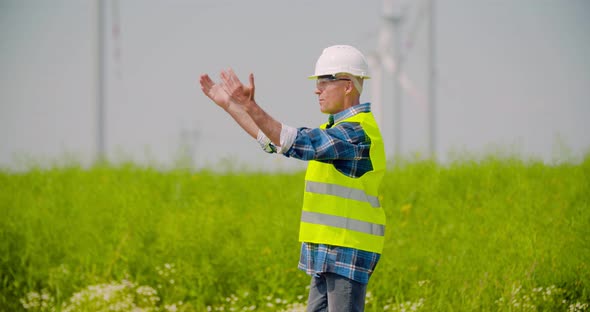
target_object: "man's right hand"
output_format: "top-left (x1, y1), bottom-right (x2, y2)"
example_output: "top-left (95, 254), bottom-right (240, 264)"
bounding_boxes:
top-left (199, 74), bottom-right (231, 110)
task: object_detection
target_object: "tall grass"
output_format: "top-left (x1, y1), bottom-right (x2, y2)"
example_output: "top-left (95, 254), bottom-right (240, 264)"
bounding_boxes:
top-left (1, 155), bottom-right (589, 311)
top-left (373, 155), bottom-right (589, 311)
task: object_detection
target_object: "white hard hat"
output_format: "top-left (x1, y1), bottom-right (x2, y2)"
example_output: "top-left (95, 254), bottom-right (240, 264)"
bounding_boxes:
top-left (309, 45), bottom-right (370, 79)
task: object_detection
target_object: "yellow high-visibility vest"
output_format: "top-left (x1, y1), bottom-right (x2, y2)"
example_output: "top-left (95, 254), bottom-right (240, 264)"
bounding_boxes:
top-left (299, 111), bottom-right (387, 254)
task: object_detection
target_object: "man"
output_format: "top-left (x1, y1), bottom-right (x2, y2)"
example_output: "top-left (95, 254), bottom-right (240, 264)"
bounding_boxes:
top-left (199, 45), bottom-right (386, 312)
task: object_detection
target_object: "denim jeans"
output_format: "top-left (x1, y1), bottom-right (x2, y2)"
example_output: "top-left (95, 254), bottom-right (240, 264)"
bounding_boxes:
top-left (306, 272), bottom-right (367, 312)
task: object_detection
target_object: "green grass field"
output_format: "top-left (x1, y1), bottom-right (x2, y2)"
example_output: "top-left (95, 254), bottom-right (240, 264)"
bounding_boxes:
top-left (1, 155), bottom-right (589, 311)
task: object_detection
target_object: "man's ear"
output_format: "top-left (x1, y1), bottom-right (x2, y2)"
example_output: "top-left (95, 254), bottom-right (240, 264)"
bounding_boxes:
top-left (344, 81), bottom-right (354, 95)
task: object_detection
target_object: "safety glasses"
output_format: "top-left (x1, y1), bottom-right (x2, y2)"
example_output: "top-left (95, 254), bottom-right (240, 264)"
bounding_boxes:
top-left (316, 75), bottom-right (351, 90)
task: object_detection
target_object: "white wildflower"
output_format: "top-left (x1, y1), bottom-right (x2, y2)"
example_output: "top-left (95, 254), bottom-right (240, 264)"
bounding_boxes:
top-left (569, 302), bottom-right (589, 312)
top-left (20, 289), bottom-right (55, 312)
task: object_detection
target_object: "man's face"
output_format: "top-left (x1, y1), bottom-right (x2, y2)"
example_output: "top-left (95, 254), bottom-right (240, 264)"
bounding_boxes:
top-left (314, 75), bottom-right (352, 114)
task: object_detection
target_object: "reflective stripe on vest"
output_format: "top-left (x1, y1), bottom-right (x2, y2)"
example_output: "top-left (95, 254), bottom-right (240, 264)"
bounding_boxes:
top-left (306, 181), bottom-right (381, 208)
top-left (301, 211), bottom-right (385, 236)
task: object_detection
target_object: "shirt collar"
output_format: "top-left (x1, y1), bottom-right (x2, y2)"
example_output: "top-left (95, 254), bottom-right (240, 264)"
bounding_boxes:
top-left (329, 102), bottom-right (371, 125)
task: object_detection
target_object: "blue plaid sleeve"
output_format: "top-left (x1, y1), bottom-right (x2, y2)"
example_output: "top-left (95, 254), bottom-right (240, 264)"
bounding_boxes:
top-left (284, 122), bottom-right (373, 178)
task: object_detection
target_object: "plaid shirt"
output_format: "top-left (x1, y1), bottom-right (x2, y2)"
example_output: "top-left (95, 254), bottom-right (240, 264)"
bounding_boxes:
top-left (284, 103), bottom-right (381, 284)
top-left (298, 243), bottom-right (380, 284)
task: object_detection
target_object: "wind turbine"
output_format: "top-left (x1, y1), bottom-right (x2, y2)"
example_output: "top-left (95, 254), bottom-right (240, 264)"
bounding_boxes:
top-left (368, 0), bottom-right (404, 157)
top-left (370, 0), bottom-right (437, 159)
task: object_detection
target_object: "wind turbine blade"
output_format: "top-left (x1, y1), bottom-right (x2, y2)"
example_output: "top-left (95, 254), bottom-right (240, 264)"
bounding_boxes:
top-left (399, 72), bottom-right (428, 112)
top-left (367, 54), bottom-right (384, 127)
top-left (382, 55), bottom-right (397, 74)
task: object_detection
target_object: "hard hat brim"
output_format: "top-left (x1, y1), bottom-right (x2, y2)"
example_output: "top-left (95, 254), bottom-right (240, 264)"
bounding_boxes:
top-left (308, 74), bottom-right (371, 80)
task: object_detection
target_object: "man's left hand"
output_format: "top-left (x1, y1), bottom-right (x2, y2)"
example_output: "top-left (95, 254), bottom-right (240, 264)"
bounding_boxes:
top-left (220, 69), bottom-right (255, 107)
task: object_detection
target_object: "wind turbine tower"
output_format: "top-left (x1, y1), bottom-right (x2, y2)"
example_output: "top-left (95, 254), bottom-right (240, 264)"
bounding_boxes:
top-left (370, 0), bottom-right (405, 157)
top-left (371, 0), bottom-right (437, 160)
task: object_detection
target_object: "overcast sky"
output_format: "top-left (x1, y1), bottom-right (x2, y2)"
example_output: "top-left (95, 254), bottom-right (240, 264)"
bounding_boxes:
top-left (1, 0), bottom-right (589, 171)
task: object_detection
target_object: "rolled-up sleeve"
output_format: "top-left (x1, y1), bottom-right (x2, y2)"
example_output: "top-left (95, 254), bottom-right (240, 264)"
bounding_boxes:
top-left (278, 124), bottom-right (298, 154)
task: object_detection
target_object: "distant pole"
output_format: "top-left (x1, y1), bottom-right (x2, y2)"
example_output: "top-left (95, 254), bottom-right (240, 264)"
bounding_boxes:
top-left (427, 0), bottom-right (437, 159)
top-left (180, 128), bottom-right (200, 169)
top-left (97, 0), bottom-right (106, 162)
top-left (391, 6), bottom-right (403, 157)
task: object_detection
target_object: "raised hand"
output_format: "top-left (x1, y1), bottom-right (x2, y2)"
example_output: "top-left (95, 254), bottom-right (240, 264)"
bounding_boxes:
top-left (199, 74), bottom-right (231, 110)
top-left (220, 69), bottom-right (255, 107)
